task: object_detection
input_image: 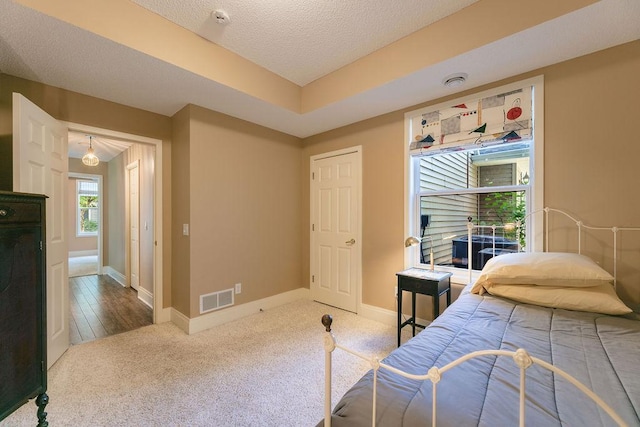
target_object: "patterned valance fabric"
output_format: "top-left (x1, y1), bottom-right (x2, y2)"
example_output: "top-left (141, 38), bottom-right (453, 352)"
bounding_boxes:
top-left (409, 86), bottom-right (533, 155)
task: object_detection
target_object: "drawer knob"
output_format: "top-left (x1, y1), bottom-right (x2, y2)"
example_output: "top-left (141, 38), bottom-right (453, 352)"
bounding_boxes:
top-left (0, 209), bottom-right (6, 216)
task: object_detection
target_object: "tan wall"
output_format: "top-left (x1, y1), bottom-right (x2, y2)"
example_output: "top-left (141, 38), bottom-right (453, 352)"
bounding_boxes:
top-left (185, 105), bottom-right (303, 317)
top-left (170, 106), bottom-right (191, 315)
top-left (0, 73), bottom-right (173, 308)
top-left (302, 41), bottom-right (640, 313)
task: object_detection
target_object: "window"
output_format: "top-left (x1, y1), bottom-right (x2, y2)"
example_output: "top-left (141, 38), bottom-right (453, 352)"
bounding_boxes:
top-left (405, 78), bottom-right (543, 277)
top-left (77, 179), bottom-right (99, 236)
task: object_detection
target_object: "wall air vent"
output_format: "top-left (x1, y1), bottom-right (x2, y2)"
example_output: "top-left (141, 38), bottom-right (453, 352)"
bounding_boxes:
top-left (200, 288), bottom-right (234, 314)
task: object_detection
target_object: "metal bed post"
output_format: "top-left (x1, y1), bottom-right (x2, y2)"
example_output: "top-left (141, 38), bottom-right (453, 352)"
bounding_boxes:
top-left (322, 315), bottom-right (335, 427)
top-left (544, 207), bottom-right (549, 252)
top-left (613, 228), bottom-right (618, 289)
top-left (467, 218), bottom-right (473, 284)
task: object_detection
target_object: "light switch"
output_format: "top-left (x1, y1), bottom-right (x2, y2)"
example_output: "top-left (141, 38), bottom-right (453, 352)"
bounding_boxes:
top-left (182, 224), bottom-right (189, 236)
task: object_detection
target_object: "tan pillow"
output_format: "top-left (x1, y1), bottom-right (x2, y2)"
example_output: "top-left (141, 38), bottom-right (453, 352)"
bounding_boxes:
top-left (471, 252), bottom-right (613, 294)
top-left (483, 283), bottom-right (632, 315)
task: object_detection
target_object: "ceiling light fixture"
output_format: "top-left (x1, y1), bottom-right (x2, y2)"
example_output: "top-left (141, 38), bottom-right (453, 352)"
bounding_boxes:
top-left (212, 9), bottom-right (230, 25)
top-left (443, 73), bottom-right (468, 88)
top-left (82, 136), bottom-right (99, 167)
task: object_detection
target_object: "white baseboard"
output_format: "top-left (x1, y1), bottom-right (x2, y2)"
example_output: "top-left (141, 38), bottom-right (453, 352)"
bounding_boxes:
top-left (358, 302), bottom-right (396, 326)
top-left (138, 286), bottom-right (153, 309)
top-left (155, 307), bottom-right (172, 323)
top-left (172, 287), bottom-right (310, 335)
top-left (170, 308), bottom-right (191, 333)
top-left (358, 302), bottom-right (430, 329)
top-left (69, 250), bottom-right (98, 257)
top-left (104, 266), bottom-right (126, 287)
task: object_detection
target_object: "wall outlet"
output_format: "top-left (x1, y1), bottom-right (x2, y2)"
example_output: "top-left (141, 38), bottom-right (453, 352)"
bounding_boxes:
top-left (394, 286), bottom-right (398, 298)
top-left (235, 283), bottom-right (242, 294)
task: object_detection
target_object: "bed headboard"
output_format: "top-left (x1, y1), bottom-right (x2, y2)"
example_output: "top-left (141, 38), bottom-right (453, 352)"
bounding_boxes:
top-left (466, 207), bottom-right (640, 289)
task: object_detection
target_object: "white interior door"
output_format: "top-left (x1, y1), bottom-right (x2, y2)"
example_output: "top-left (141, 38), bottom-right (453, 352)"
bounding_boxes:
top-left (128, 160), bottom-right (140, 291)
top-left (13, 93), bottom-right (69, 368)
top-left (310, 148), bottom-right (361, 313)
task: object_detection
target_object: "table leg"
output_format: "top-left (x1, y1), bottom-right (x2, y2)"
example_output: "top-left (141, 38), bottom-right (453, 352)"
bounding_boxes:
top-left (397, 288), bottom-right (402, 347)
top-left (433, 291), bottom-right (440, 320)
top-left (446, 281), bottom-right (451, 307)
top-left (411, 291), bottom-right (416, 337)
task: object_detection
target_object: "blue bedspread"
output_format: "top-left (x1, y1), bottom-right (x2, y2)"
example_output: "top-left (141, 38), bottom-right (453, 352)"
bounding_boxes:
top-left (322, 290), bottom-right (640, 426)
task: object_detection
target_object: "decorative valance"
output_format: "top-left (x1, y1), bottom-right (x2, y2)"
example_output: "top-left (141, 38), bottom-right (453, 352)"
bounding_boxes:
top-left (408, 85), bottom-right (533, 156)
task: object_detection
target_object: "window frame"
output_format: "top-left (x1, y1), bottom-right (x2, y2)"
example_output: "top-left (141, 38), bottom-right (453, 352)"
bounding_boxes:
top-left (76, 178), bottom-right (99, 237)
top-left (404, 76), bottom-right (545, 284)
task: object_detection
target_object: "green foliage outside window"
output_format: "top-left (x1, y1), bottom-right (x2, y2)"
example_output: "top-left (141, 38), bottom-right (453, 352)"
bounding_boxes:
top-left (79, 195), bottom-right (99, 233)
top-left (481, 191), bottom-right (526, 248)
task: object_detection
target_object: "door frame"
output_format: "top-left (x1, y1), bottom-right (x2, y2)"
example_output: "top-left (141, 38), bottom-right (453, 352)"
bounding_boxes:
top-left (63, 122), bottom-right (168, 324)
top-left (68, 172), bottom-right (103, 275)
top-left (126, 159), bottom-right (140, 291)
top-left (310, 146), bottom-right (363, 313)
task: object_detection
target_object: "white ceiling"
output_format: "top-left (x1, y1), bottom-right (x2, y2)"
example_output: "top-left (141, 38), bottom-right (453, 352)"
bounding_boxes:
top-left (1, 0), bottom-right (639, 140)
top-left (68, 131), bottom-right (133, 162)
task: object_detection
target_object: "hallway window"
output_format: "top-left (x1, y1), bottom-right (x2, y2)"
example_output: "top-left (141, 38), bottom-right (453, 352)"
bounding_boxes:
top-left (77, 179), bottom-right (99, 236)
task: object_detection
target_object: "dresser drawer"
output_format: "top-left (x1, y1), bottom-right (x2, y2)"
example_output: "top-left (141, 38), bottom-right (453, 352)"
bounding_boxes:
top-left (0, 202), bottom-right (42, 224)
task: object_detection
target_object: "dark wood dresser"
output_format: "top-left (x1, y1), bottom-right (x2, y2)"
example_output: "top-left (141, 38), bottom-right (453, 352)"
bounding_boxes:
top-left (0, 191), bottom-right (49, 426)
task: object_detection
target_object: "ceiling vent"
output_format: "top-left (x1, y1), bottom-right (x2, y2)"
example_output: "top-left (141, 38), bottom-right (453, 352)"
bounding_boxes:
top-left (443, 73), bottom-right (468, 88)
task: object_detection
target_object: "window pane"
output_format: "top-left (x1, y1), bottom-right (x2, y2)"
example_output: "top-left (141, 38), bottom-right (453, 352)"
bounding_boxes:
top-left (419, 141), bottom-right (530, 192)
top-left (77, 179), bottom-right (99, 235)
top-left (79, 207), bottom-right (99, 233)
top-left (419, 191), bottom-right (525, 270)
top-left (78, 180), bottom-right (98, 195)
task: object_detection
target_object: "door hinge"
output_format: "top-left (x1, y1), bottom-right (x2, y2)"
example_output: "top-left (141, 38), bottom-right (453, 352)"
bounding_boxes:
top-left (312, 224), bottom-right (315, 231)
top-left (312, 172), bottom-right (315, 180)
top-left (312, 275), bottom-right (315, 283)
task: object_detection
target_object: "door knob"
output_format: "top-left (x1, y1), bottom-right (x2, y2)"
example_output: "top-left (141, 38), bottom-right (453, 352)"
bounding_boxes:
top-left (345, 238), bottom-right (356, 245)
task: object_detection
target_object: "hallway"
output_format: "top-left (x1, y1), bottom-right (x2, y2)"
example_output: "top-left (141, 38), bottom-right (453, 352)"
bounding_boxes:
top-left (69, 275), bottom-right (152, 345)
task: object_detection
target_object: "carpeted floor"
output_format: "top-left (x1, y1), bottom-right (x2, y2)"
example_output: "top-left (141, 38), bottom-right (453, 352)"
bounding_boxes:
top-left (68, 255), bottom-right (98, 277)
top-left (2, 299), bottom-right (409, 426)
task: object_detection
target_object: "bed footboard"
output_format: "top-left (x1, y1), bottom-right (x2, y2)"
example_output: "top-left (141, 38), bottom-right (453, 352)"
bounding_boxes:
top-left (321, 314), bottom-right (627, 427)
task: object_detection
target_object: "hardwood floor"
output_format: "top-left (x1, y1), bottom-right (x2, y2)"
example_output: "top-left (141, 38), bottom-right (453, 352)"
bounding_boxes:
top-left (69, 275), bottom-right (153, 345)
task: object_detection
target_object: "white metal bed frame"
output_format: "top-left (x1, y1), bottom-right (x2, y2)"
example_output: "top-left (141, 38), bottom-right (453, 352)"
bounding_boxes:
top-left (322, 207), bottom-right (640, 427)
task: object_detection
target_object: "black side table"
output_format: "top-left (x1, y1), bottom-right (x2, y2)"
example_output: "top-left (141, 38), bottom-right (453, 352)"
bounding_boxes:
top-left (396, 268), bottom-right (452, 347)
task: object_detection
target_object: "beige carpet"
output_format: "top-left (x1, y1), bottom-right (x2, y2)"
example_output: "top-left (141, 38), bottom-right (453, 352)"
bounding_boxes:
top-left (68, 255), bottom-right (98, 277)
top-left (2, 299), bottom-right (408, 426)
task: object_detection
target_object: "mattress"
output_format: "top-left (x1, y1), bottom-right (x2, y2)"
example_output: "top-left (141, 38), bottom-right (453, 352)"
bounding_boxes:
top-left (321, 290), bottom-right (640, 426)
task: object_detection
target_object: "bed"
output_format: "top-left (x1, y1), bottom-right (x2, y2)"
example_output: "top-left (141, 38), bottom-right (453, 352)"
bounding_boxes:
top-left (319, 208), bottom-right (640, 426)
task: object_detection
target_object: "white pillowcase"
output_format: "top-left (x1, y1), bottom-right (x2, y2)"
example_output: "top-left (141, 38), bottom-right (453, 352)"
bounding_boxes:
top-left (482, 283), bottom-right (632, 315)
top-left (469, 251), bottom-right (630, 315)
top-left (471, 252), bottom-right (614, 293)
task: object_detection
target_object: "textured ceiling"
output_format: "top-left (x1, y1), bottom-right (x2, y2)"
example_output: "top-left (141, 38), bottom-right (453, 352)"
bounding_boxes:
top-left (0, 0), bottom-right (639, 140)
top-left (130, 0), bottom-right (478, 85)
